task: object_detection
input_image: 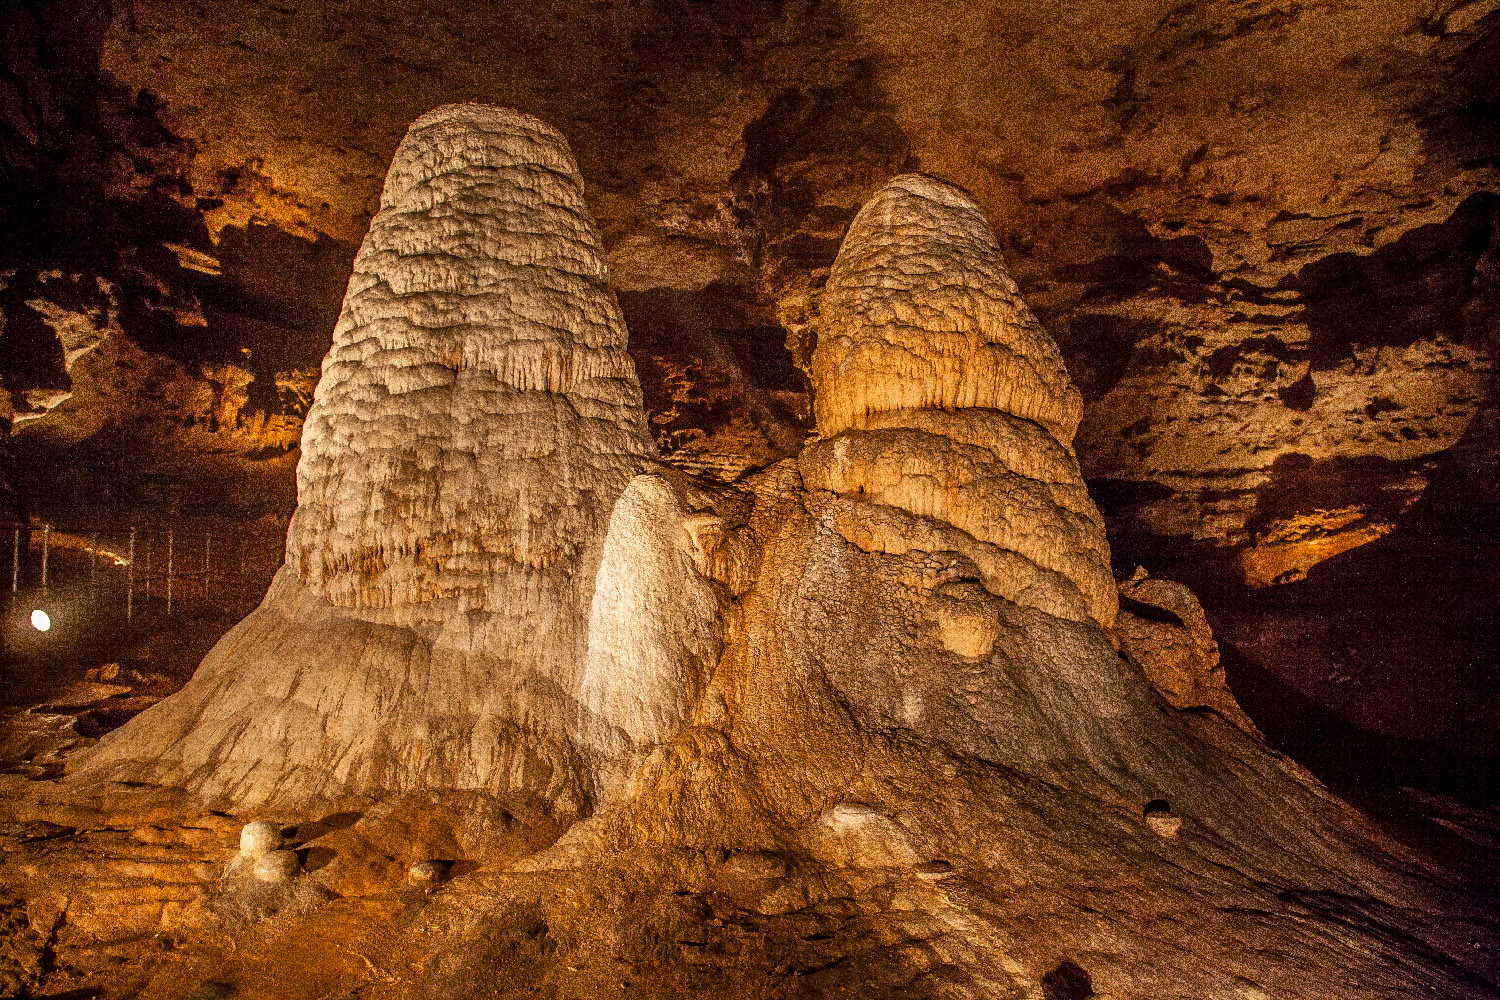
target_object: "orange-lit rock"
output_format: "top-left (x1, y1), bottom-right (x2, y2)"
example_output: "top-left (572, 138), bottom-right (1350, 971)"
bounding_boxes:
top-left (0, 9), bottom-right (1497, 984)
top-left (803, 175), bottom-right (1114, 627)
top-left (1238, 507), bottom-right (1397, 587)
top-left (14, 149), bottom-right (1490, 998)
top-left (1116, 567), bottom-right (1257, 734)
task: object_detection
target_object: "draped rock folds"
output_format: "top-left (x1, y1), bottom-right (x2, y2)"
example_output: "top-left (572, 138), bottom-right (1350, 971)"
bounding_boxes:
top-left (803, 174), bottom-right (1115, 626)
top-left (75, 105), bottom-right (660, 813)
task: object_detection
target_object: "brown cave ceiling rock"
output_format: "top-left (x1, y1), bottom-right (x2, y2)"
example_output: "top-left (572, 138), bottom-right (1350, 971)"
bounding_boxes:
top-left (1, 268), bottom-right (310, 520)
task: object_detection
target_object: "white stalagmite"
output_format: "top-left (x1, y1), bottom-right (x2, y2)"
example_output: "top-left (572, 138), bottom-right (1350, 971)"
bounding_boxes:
top-left (802, 174), bottom-right (1116, 626)
top-left (74, 105), bottom-right (664, 814)
top-left (291, 103), bottom-right (656, 622)
top-left (578, 474), bottom-right (723, 751)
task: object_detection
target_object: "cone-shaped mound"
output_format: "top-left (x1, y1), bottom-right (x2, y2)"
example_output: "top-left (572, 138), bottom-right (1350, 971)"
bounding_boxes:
top-left (73, 105), bottom-right (658, 816)
top-left (810, 173), bottom-right (1083, 444)
top-left (803, 174), bottom-right (1115, 626)
top-left (293, 103), bottom-right (654, 615)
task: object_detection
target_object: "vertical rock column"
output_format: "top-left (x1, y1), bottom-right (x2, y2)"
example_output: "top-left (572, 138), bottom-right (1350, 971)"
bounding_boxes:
top-left (800, 174), bottom-right (1116, 627)
top-left (76, 105), bottom-right (658, 814)
top-left (289, 104), bottom-right (655, 625)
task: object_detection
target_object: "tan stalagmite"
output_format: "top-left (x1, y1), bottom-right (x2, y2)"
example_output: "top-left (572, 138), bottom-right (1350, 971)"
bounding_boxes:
top-left (809, 173), bottom-right (1083, 444)
top-left (803, 174), bottom-right (1115, 626)
top-left (73, 104), bottom-right (662, 814)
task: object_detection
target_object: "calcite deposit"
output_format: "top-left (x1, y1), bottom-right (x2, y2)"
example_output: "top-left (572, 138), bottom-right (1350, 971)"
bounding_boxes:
top-left (808, 175), bottom-right (1083, 446)
top-left (2, 121), bottom-right (1494, 998)
top-left (74, 106), bottom-right (662, 816)
top-left (803, 175), bottom-right (1114, 627)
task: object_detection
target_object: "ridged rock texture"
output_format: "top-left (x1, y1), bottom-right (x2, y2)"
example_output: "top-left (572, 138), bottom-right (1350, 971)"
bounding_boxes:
top-left (74, 105), bottom-right (663, 816)
top-left (803, 175), bottom-right (1115, 627)
top-left (3, 134), bottom-right (1492, 998)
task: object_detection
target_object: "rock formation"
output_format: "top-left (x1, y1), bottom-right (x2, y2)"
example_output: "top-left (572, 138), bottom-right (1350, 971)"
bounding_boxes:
top-left (8, 0), bottom-right (1499, 790)
top-left (2, 135), bottom-right (1493, 998)
top-left (74, 105), bottom-right (665, 817)
top-left (636, 178), bottom-right (1493, 996)
top-left (1116, 566), bottom-right (1258, 735)
top-left (803, 174), bottom-right (1115, 628)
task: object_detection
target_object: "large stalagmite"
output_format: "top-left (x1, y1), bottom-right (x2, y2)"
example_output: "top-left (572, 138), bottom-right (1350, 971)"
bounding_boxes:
top-left (16, 156), bottom-right (1493, 998)
top-left (537, 175), bottom-right (1492, 997)
top-left (75, 105), bottom-right (662, 815)
top-left (803, 174), bottom-right (1116, 627)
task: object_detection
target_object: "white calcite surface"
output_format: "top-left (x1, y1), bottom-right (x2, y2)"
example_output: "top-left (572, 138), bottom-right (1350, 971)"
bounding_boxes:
top-left (76, 105), bottom-right (663, 817)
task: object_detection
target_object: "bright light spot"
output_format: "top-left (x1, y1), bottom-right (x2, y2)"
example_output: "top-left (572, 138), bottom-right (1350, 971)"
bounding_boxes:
top-left (30, 609), bottom-right (51, 632)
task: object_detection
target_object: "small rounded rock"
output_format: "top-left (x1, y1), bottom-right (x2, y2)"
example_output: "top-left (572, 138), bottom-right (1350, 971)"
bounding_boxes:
top-left (408, 860), bottom-right (445, 883)
top-left (239, 820), bottom-right (281, 858)
top-left (1146, 812), bottom-right (1184, 838)
top-left (252, 849), bottom-right (301, 883)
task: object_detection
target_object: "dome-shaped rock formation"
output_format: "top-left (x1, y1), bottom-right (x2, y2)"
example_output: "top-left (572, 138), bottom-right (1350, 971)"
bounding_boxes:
top-left (72, 105), bottom-right (664, 817)
top-left (803, 174), bottom-right (1115, 627)
top-left (809, 174), bottom-right (1084, 446)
